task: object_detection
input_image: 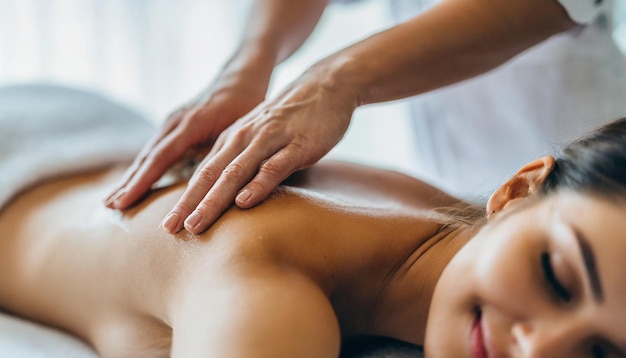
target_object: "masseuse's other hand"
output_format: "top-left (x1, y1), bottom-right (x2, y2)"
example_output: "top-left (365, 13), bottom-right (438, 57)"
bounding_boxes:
top-left (104, 72), bottom-right (267, 213)
top-left (160, 64), bottom-right (355, 235)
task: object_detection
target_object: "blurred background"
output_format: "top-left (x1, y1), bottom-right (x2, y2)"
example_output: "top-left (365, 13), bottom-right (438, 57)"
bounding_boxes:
top-left (1, 0), bottom-right (626, 176)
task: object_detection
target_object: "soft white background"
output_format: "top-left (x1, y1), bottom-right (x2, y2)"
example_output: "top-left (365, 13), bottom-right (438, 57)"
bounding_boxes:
top-left (0, 0), bottom-right (419, 174)
top-left (1, 0), bottom-right (626, 175)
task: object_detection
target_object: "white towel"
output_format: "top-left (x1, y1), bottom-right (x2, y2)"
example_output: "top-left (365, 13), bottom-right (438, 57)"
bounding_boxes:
top-left (0, 83), bottom-right (153, 211)
top-left (0, 83), bottom-right (152, 357)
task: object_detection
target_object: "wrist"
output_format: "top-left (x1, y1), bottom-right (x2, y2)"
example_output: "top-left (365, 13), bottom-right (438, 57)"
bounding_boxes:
top-left (217, 43), bottom-right (278, 95)
top-left (225, 40), bottom-right (277, 77)
top-left (307, 54), bottom-right (365, 108)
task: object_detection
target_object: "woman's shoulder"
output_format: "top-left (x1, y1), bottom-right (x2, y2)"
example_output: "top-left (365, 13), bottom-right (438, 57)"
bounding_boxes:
top-left (192, 161), bottom-right (450, 290)
top-left (282, 160), bottom-right (461, 211)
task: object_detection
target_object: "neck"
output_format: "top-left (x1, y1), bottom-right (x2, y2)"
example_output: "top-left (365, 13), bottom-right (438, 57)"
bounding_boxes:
top-left (362, 225), bottom-right (475, 345)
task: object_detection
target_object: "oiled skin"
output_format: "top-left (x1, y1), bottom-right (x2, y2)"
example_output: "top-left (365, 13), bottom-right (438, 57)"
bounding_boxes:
top-left (0, 161), bottom-right (471, 357)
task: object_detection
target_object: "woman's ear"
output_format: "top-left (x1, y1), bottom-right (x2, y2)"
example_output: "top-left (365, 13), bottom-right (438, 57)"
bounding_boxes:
top-left (486, 156), bottom-right (555, 220)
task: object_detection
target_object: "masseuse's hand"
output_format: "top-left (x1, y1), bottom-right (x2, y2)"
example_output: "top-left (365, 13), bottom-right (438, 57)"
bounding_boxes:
top-left (104, 70), bottom-right (267, 214)
top-left (138, 62), bottom-right (355, 235)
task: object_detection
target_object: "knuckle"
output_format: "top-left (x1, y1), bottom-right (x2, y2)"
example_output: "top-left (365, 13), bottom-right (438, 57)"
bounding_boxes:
top-left (193, 166), bottom-right (221, 187)
top-left (172, 201), bottom-right (196, 215)
top-left (221, 163), bottom-right (246, 180)
top-left (286, 139), bottom-right (318, 166)
top-left (259, 122), bottom-right (283, 140)
top-left (231, 130), bottom-right (245, 143)
top-left (258, 159), bottom-right (283, 179)
top-left (195, 197), bottom-right (221, 214)
top-left (231, 127), bottom-right (250, 145)
top-left (289, 134), bottom-right (308, 151)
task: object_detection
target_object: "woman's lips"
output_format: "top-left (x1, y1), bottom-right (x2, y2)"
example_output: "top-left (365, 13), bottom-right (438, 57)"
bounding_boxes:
top-left (470, 308), bottom-right (489, 358)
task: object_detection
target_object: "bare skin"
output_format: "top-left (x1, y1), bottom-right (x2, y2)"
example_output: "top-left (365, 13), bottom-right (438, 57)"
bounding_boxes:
top-left (0, 161), bottom-right (470, 357)
top-left (4, 155), bottom-right (626, 356)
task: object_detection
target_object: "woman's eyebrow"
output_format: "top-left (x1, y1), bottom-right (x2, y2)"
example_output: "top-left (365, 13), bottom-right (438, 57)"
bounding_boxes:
top-left (571, 226), bottom-right (604, 303)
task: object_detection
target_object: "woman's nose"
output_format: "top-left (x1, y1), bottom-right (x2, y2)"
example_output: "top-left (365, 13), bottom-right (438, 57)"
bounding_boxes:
top-left (511, 319), bottom-right (586, 358)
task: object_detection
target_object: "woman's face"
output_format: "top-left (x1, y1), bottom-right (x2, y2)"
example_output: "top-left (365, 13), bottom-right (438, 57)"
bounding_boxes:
top-left (425, 192), bottom-right (626, 357)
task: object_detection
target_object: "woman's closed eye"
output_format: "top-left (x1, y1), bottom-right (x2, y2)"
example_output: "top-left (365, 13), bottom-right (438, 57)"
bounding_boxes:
top-left (591, 343), bottom-right (607, 358)
top-left (541, 252), bottom-right (572, 303)
top-left (541, 250), bottom-right (622, 358)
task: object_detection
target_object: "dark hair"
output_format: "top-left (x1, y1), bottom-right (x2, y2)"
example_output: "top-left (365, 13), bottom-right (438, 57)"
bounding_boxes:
top-left (439, 118), bottom-right (626, 229)
top-left (541, 117), bottom-right (626, 200)
top-left (437, 117), bottom-right (626, 228)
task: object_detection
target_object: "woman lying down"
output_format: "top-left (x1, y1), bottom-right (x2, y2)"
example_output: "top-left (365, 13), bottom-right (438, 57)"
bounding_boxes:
top-left (1, 85), bottom-right (625, 358)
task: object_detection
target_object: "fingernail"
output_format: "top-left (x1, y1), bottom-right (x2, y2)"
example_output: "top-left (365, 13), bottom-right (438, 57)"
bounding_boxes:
top-left (104, 197), bottom-right (114, 207)
top-left (105, 189), bottom-right (125, 207)
top-left (236, 190), bottom-right (252, 206)
top-left (112, 189), bottom-right (127, 208)
top-left (161, 212), bottom-right (181, 233)
top-left (185, 211), bottom-right (203, 231)
top-left (103, 192), bottom-right (117, 206)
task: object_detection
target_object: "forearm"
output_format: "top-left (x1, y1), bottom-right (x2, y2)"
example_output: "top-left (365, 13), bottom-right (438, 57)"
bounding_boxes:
top-left (318, 0), bottom-right (577, 105)
top-left (222, 0), bottom-right (329, 81)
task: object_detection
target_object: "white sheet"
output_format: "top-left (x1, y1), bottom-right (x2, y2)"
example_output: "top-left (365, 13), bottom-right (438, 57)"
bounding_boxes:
top-left (0, 313), bottom-right (96, 358)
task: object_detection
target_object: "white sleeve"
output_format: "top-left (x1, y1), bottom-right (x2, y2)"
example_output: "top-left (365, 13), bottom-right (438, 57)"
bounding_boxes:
top-left (556, 0), bottom-right (607, 24)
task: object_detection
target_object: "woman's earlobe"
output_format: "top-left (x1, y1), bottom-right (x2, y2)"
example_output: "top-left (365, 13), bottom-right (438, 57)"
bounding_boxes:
top-left (486, 156), bottom-right (555, 219)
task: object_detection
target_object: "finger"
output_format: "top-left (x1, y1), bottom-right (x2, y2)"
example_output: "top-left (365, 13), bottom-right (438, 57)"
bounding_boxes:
top-left (235, 145), bottom-right (304, 209)
top-left (118, 109), bottom-right (187, 184)
top-left (160, 139), bottom-right (246, 234)
top-left (109, 126), bottom-right (196, 210)
top-left (163, 138), bottom-right (284, 234)
top-left (104, 111), bottom-right (184, 205)
top-left (188, 131), bottom-right (228, 181)
top-left (104, 137), bottom-right (163, 203)
top-left (184, 142), bottom-right (286, 234)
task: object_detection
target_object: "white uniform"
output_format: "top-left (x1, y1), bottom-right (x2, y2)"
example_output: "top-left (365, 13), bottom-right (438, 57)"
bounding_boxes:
top-left (337, 0), bottom-right (626, 202)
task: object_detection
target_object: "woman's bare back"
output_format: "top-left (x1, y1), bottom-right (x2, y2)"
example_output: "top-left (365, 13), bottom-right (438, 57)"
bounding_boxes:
top-left (0, 161), bottom-right (466, 357)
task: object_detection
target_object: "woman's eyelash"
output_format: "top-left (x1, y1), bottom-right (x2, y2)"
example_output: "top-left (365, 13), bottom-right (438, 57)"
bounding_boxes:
top-left (591, 344), bottom-right (607, 358)
top-left (541, 252), bottom-right (572, 302)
